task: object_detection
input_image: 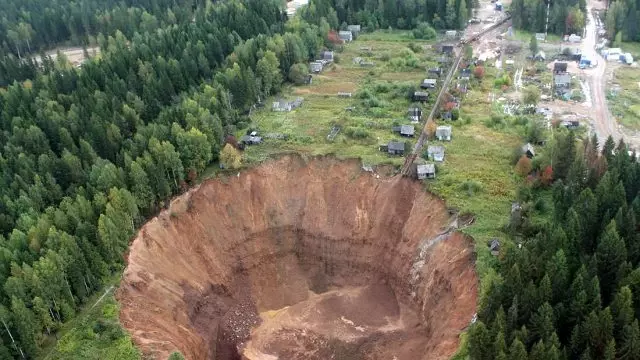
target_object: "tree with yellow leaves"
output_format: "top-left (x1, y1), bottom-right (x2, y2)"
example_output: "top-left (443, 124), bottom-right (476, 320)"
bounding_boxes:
top-left (220, 143), bottom-right (242, 169)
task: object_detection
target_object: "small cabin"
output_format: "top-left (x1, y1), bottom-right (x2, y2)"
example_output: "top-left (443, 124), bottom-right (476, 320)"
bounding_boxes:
top-left (522, 143), bottom-right (535, 158)
top-left (553, 62), bottom-right (568, 74)
top-left (436, 125), bottom-right (452, 141)
top-left (413, 91), bottom-right (429, 102)
top-left (428, 67), bottom-right (443, 76)
top-left (400, 125), bottom-right (415, 137)
top-left (489, 239), bottom-right (500, 256)
top-left (320, 51), bottom-right (334, 62)
top-left (408, 107), bottom-right (422, 122)
top-left (387, 141), bottom-right (406, 155)
top-left (421, 78), bottom-right (438, 89)
top-left (427, 145), bottom-right (445, 162)
top-left (417, 163), bottom-right (436, 179)
top-left (309, 61), bottom-right (323, 73)
top-left (339, 30), bottom-right (353, 42)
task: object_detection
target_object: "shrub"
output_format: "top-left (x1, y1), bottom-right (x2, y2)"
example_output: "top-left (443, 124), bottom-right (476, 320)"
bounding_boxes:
top-left (473, 65), bottom-right (485, 79)
top-left (515, 155), bottom-right (533, 176)
top-left (459, 180), bottom-right (483, 196)
top-left (408, 42), bottom-right (422, 53)
top-left (413, 22), bottom-right (437, 40)
top-left (345, 127), bottom-right (370, 139)
top-left (288, 63), bottom-right (309, 85)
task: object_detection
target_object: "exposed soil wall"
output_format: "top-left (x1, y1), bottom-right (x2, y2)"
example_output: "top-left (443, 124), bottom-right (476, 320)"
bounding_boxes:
top-left (117, 155), bottom-right (477, 360)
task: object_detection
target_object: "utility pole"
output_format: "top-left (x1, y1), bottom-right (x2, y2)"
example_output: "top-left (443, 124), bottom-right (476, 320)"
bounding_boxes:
top-left (544, 1), bottom-right (551, 40)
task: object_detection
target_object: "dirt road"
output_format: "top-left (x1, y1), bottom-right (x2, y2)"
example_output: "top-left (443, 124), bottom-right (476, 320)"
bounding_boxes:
top-left (581, 1), bottom-right (640, 150)
top-left (581, 3), bottom-right (621, 147)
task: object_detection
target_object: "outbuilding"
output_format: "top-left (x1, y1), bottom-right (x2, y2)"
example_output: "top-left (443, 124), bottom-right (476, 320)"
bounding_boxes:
top-left (421, 78), bottom-right (438, 89)
top-left (427, 145), bottom-right (445, 162)
top-left (387, 141), bottom-right (406, 155)
top-left (413, 91), bottom-right (429, 102)
top-left (436, 125), bottom-right (452, 141)
top-left (417, 163), bottom-right (436, 179)
top-left (522, 143), bottom-right (535, 158)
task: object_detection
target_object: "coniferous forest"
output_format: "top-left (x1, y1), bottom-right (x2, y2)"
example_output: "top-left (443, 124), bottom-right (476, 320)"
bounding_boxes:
top-left (468, 133), bottom-right (640, 360)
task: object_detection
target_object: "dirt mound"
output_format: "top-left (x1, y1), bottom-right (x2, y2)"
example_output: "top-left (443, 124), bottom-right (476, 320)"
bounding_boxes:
top-left (117, 155), bottom-right (477, 360)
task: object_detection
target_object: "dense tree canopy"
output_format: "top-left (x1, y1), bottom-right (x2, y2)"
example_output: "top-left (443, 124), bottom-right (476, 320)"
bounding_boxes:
top-left (469, 134), bottom-right (640, 360)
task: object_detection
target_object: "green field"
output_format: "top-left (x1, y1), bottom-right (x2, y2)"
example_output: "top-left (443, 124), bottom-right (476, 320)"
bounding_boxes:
top-left (609, 66), bottom-right (640, 130)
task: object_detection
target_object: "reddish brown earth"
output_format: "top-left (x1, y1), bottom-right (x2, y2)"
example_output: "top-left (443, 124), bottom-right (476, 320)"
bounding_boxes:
top-left (117, 155), bottom-right (477, 360)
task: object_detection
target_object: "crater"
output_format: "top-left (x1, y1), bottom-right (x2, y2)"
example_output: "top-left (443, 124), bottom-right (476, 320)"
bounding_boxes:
top-left (117, 156), bottom-right (477, 360)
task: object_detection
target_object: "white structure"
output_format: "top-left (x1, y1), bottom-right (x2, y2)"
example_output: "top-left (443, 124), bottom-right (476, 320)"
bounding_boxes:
top-left (286, 0), bottom-right (310, 17)
top-left (604, 48), bottom-right (622, 61)
top-left (623, 53), bottom-right (634, 64)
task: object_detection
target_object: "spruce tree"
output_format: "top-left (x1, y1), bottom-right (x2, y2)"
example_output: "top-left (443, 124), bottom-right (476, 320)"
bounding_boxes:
top-left (596, 221), bottom-right (627, 302)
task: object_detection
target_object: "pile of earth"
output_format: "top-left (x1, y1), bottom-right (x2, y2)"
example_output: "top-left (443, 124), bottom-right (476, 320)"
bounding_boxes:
top-left (117, 155), bottom-right (477, 360)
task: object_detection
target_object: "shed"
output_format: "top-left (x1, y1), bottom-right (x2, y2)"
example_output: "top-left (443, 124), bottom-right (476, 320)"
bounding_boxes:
top-left (360, 61), bottom-right (375, 67)
top-left (489, 239), bottom-right (500, 256)
top-left (427, 145), bottom-right (445, 162)
top-left (413, 91), bottom-right (429, 102)
top-left (442, 45), bottom-right (454, 54)
top-left (428, 67), bottom-right (443, 76)
top-left (436, 125), bottom-right (452, 141)
top-left (337, 92), bottom-right (353, 98)
top-left (553, 62), bottom-right (568, 73)
top-left (347, 25), bottom-right (361, 38)
top-left (240, 135), bottom-right (263, 145)
top-left (561, 119), bottom-right (580, 129)
top-left (339, 30), bottom-right (353, 42)
top-left (554, 73), bottom-right (571, 88)
top-left (505, 59), bottom-right (515, 68)
top-left (535, 33), bottom-right (546, 41)
top-left (408, 107), bottom-right (422, 122)
top-left (522, 143), bottom-right (535, 158)
top-left (309, 61), bottom-right (323, 73)
top-left (388, 141), bottom-right (405, 155)
top-left (417, 163), bottom-right (436, 179)
top-left (460, 68), bottom-right (471, 79)
top-left (320, 51), bottom-right (334, 62)
top-left (445, 30), bottom-right (457, 38)
top-left (378, 144), bottom-right (388, 152)
top-left (305, 74), bottom-right (313, 84)
top-left (535, 50), bottom-right (546, 61)
top-left (400, 125), bottom-right (415, 137)
top-left (273, 100), bottom-right (292, 112)
top-left (421, 78), bottom-right (438, 89)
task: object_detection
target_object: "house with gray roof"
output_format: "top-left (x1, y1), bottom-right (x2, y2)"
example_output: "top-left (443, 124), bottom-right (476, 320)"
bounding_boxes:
top-left (400, 125), bottom-right (415, 137)
top-left (522, 143), bottom-right (535, 158)
top-left (421, 78), bottom-right (438, 89)
top-left (387, 141), bottom-right (405, 155)
top-left (417, 163), bottom-right (436, 179)
top-left (427, 145), bottom-right (445, 162)
top-left (436, 125), bottom-right (452, 141)
top-left (414, 91), bottom-right (429, 102)
top-left (408, 107), bottom-right (422, 122)
top-left (339, 30), bottom-right (353, 42)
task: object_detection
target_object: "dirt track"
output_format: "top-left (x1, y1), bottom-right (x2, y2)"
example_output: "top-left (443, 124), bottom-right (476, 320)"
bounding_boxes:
top-left (117, 156), bottom-right (477, 360)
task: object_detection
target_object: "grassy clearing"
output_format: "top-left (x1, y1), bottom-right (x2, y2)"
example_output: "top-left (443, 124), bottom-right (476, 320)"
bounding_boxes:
top-left (38, 277), bottom-right (140, 360)
top-left (511, 29), bottom-right (562, 44)
top-left (609, 66), bottom-right (640, 130)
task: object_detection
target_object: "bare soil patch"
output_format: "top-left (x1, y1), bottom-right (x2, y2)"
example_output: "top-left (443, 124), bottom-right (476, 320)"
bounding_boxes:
top-left (117, 155), bottom-right (477, 360)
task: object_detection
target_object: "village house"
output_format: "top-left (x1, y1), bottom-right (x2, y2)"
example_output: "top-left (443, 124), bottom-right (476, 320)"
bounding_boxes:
top-left (400, 125), bottom-right (415, 137)
top-left (339, 30), bottom-right (353, 42)
top-left (272, 97), bottom-right (304, 112)
top-left (553, 62), bottom-right (568, 74)
top-left (417, 163), bottom-right (436, 179)
top-left (428, 67), bottom-right (443, 76)
top-left (408, 107), bottom-right (422, 122)
top-left (347, 25), bottom-right (361, 38)
top-left (489, 239), bottom-right (500, 256)
top-left (442, 45), bottom-right (454, 54)
top-left (421, 78), bottom-right (438, 89)
top-left (427, 145), bottom-right (445, 162)
top-left (445, 30), bottom-right (457, 38)
top-left (413, 91), bottom-right (429, 102)
top-left (240, 134), bottom-right (263, 145)
top-left (320, 50), bottom-right (334, 62)
top-left (522, 143), bottom-right (535, 158)
top-left (309, 61), bottom-right (323, 73)
top-left (554, 73), bottom-right (571, 95)
top-left (385, 141), bottom-right (406, 155)
top-left (436, 125), bottom-right (452, 141)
